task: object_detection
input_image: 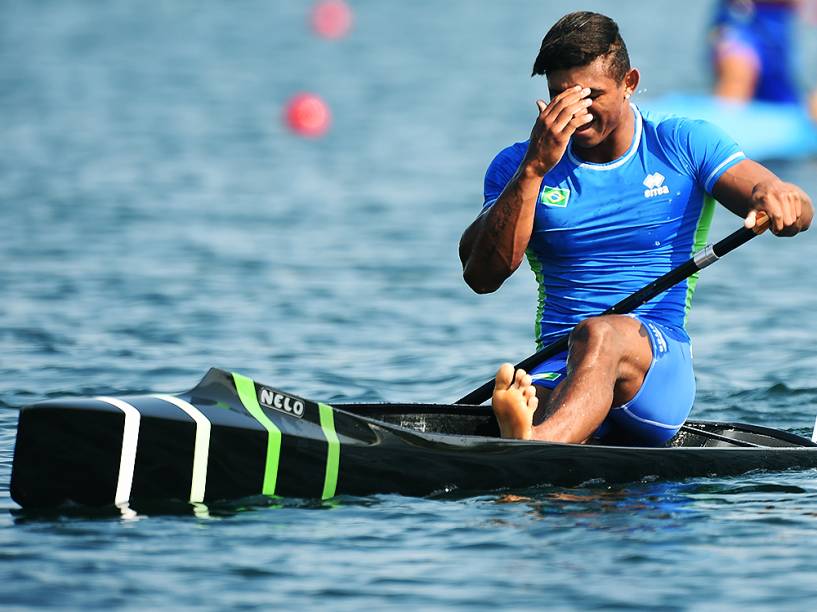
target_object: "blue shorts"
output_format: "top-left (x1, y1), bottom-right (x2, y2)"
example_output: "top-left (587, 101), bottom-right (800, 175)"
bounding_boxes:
top-left (529, 317), bottom-right (695, 446)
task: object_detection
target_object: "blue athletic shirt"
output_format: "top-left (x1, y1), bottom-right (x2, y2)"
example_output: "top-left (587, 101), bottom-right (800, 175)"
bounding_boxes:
top-left (483, 104), bottom-right (745, 348)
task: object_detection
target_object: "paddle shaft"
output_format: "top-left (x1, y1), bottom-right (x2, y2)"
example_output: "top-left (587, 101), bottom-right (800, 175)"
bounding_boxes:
top-left (455, 219), bottom-right (768, 405)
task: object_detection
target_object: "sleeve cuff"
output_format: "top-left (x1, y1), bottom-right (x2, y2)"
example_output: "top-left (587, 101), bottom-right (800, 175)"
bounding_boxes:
top-left (704, 151), bottom-right (746, 193)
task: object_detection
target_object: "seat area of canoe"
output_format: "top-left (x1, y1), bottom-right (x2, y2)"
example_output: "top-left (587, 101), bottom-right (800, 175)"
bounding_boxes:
top-left (345, 403), bottom-right (812, 449)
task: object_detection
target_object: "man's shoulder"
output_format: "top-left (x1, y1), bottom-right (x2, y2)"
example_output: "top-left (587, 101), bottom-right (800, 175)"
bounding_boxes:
top-left (640, 108), bottom-right (730, 145)
top-left (490, 140), bottom-right (530, 166)
top-left (484, 140), bottom-right (530, 185)
top-left (639, 109), bottom-right (698, 142)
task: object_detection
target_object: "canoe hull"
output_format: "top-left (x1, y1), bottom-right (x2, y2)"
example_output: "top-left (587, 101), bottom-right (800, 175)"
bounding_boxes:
top-left (11, 368), bottom-right (817, 509)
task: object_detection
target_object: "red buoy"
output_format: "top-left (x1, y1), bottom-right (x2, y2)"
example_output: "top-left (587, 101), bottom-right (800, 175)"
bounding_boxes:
top-left (284, 93), bottom-right (331, 138)
top-left (311, 0), bottom-right (353, 40)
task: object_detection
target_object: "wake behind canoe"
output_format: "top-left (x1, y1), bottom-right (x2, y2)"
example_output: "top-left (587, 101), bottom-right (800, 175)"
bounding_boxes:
top-left (10, 368), bottom-right (817, 509)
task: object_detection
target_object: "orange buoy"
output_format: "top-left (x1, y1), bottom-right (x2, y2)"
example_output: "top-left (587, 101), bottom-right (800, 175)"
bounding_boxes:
top-left (284, 93), bottom-right (331, 138)
top-left (311, 0), bottom-right (353, 40)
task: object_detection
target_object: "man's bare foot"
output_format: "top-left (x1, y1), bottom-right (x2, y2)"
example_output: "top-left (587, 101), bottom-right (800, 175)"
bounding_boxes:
top-left (491, 363), bottom-right (539, 439)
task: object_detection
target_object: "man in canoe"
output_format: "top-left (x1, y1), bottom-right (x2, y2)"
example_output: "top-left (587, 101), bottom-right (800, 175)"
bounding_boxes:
top-left (459, 11), bottom-right (813, 445)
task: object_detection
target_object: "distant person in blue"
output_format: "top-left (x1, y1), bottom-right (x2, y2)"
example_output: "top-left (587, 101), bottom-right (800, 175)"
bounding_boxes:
top-left (712, 0), bottom-right (817, 118)
top-left (459, 12), bottom-right (813, 445)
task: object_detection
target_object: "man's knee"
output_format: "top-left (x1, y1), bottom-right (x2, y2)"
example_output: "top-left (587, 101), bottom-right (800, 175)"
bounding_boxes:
top-left (569, 316), bottom-right (616, 350)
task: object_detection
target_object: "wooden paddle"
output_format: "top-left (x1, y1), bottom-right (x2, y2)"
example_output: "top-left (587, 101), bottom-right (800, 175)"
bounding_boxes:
top-left (455, 214), bottom-right (770, 405)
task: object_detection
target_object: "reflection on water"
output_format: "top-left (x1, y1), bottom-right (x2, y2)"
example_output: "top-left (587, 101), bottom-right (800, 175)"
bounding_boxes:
top-left (494, 482), bottom-right (698, 528)
top-left (493, 475), bottom-right (817, 532)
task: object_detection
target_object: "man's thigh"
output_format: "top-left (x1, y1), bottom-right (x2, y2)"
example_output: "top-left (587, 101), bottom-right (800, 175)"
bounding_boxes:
top-left (603, 317), bottom-right (696, 445)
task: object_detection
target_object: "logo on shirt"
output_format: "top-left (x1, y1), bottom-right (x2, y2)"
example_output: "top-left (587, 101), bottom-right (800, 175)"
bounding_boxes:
top-left (643, 172), bottom-right (670, 198)
top-left (540, 186), bottom-right (570, 207)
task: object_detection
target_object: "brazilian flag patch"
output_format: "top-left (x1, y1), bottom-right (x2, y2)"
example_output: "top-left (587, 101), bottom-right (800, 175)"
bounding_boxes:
top-left (532, 372), bottom-right (562, 382)
top-left (540, 186), bottom-right (570, 208)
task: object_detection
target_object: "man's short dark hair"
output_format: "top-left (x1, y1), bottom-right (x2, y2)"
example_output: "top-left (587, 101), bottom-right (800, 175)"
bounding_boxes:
top-left (532, 12), bottom-right (630, 82)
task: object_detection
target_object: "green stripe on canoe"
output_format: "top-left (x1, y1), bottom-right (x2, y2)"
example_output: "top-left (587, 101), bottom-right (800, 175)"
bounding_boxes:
top-left (232, 372), bottom-right (281, 496)
top-left (318, 403), bottom-right (340, 499)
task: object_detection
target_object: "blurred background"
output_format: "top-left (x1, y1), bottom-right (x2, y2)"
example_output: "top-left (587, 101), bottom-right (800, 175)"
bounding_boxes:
top-left (2, 0), bottom-right (815, 408)
top-left (2, 2), bottom-right (817, 609)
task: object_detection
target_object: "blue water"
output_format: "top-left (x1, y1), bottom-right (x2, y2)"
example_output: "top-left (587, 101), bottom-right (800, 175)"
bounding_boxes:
top-left (3, 0), bottom-right (817, 608)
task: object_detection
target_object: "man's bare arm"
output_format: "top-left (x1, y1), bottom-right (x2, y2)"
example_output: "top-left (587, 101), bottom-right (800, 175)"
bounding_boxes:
top-left (460, 86), bottom-right (594, 293)
top-left (459, 165), bottom-right (545, 293)
top-left (712, 158), bottom-right (813, 236)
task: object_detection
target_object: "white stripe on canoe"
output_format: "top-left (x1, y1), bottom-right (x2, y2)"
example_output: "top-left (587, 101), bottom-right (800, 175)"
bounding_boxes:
top-left (96, 396), bottom-right (141, 506)
top-left (154, 394), bottom-right (211, 503)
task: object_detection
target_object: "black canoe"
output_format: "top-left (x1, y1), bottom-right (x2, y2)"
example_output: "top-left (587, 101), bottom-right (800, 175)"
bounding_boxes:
top-left (10, 367), bottom-right (817, 509)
